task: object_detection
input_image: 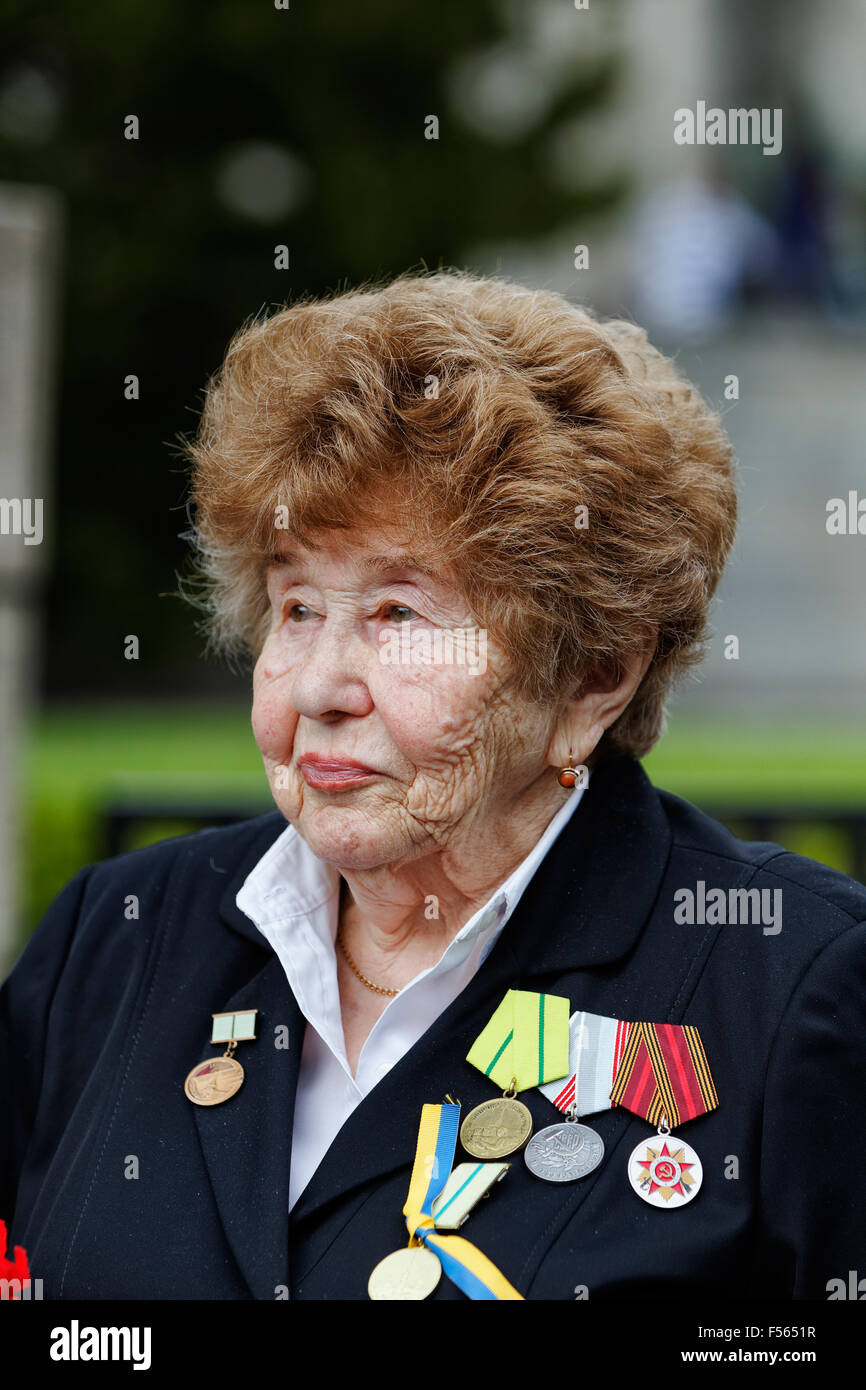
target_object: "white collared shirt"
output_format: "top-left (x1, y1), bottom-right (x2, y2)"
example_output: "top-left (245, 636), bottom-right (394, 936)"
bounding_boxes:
top-left (236, 777), bottom-right (588, 1209)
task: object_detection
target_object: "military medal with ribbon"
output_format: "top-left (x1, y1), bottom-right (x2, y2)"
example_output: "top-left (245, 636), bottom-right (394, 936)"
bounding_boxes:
top-left (368, 1101), bottom-right (523, 1300)
top-left (527, 1008), bottom-right (631, 1182)
top-left (610, 1021), bottom-right (718, 1208)
top-left (531, 1007), bottom-right (718, 1197)
top-left (184, 1009), bottom-right (258, 1106)
top-left (462, 989), bottom-right (571, 1162)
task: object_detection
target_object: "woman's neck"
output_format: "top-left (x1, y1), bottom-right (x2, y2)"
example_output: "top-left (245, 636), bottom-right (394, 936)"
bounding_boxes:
top-left (337, 774), bottom-right (569, 982)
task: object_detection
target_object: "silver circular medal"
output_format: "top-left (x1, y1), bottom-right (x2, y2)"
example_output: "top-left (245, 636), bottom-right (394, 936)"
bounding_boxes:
top-left (627, 1130), bottom-right (703, 1208)
top-left (524, 1117), bottom-right (605, 1182)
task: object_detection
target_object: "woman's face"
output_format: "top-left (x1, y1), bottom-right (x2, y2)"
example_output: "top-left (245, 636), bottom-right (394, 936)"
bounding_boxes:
top-left (251, 523), bottom-right (558, 871)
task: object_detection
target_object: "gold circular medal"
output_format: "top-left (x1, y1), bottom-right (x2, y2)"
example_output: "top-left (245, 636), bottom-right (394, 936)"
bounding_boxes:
top-left (460, 1097), bottom-right (533, 1159)
top-left (368, 1246), bottom-right (442, 1300)
top-left (184, 1056), bottom-right (245, 1106)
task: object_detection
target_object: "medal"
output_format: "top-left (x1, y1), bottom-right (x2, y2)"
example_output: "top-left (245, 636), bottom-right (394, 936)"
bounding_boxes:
top-left (459, 1085), bottom-right (532, 1159)
top-left (627, 1119), bottom-right (703, 1207)
top-left (369, 1101), bottom-right (523, 1300)
top-left (368, 1245), bottom-right (442, 1300)
top-left (530, 1009), bottom-right (614, 1182)
top-left (462, 990), bottom-right (570, 1158)
top-left (610, 1020), bottom-right (718, 1209)
top-left (184, 1009), bottom-right (258, 1107)
top-left (524, 1105), bottom-right (605, 1183)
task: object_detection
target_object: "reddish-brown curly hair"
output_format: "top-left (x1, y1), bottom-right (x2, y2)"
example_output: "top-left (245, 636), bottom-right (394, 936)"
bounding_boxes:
top-left (180, 267), bottom-right (737, 758)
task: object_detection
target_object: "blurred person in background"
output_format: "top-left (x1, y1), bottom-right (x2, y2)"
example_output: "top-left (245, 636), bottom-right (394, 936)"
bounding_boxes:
top-left (631, 173), bottom-right (779, 339)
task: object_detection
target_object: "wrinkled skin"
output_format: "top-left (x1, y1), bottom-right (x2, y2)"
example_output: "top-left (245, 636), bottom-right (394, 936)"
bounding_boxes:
top-left (251, 523), bottom-right (650, 1065)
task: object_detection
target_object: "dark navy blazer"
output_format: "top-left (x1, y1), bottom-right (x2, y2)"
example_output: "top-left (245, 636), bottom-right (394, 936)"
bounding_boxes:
top-left (2, 756), bottom-right (865, 1300)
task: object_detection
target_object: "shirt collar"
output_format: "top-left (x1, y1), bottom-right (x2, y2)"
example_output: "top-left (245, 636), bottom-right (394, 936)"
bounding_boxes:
top-left (449, 775), bottom-right (588, 953)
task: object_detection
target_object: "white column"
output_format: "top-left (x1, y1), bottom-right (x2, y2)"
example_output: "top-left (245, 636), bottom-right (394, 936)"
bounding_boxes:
top-left (0, 183), bottom-right (63, 973)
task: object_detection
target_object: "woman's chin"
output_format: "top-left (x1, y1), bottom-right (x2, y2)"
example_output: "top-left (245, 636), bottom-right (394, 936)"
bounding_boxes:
top-left (290, 802), bottom-right (416, 872)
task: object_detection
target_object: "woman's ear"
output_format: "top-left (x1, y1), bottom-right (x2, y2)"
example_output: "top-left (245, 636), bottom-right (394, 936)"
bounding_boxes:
top-left (546, 638), bottom-right (656, 770)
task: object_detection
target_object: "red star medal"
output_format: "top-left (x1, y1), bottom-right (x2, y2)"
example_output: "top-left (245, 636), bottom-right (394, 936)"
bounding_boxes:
top-left (628, 1130), bottom-right (703, 1207)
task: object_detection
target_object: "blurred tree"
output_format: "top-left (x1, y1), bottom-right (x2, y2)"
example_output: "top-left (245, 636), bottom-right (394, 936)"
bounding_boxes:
top-left (0, 0), bottom-right (626, 696)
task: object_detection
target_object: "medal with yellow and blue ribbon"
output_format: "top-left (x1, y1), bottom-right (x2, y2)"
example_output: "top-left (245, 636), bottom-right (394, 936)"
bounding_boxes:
top-left (461, 989), bottom-right (570, 1158)
top-left (367, 1102), bottom-right (523, 1300)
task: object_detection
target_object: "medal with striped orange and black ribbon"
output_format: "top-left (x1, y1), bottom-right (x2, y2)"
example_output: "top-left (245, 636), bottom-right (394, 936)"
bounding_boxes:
top-left (610, 1021), bottom-right (718, 1209)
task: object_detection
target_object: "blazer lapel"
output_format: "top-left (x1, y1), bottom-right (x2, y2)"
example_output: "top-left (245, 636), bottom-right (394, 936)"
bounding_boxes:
top-left (189, 812), bottom-right (304, 1300)
top-left (190, 954), bottom-right (304, 1300)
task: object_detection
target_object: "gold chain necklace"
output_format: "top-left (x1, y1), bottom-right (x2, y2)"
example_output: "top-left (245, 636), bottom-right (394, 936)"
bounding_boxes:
top-left (337, 923), bottom-right (400, 998)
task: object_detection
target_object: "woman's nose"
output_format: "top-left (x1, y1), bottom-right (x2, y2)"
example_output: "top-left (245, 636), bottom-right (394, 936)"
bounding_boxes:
top-left (288, 620), bottom-right (375, 720)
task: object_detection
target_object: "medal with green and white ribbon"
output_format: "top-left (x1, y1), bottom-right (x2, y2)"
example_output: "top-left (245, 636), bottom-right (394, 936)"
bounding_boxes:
top-left (461, 989), bottom-right (570, 1159)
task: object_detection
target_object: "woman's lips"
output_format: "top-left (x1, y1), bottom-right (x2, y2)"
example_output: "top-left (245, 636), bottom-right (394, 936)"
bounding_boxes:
top-left (296, 756), bottom-right (382, 790)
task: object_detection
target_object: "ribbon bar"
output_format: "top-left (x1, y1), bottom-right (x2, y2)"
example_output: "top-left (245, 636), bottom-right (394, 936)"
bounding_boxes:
top-left (609, 1021), bottom-right (718, 1127)
top-left (539, 1010), bottom-right (631, 1116)
top-left (466, 989), bottom-right (570, 1092)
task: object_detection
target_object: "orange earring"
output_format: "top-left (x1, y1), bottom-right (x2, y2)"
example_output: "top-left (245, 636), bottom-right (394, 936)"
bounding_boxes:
top-left (557, 750), bottom-right (580, 788)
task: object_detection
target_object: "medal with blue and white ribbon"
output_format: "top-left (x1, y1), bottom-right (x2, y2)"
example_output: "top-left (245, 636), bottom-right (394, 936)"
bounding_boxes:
top-left (367, 1102), bottom-right (523, 1300)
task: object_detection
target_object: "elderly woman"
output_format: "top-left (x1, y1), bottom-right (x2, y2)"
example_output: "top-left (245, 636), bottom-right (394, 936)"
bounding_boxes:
top-left (2, 269), bottom-right (865, 1302)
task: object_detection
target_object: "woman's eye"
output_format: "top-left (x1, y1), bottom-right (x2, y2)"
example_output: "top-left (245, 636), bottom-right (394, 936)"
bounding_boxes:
top-left (382, 603), bottom-right (417, 623)
top-left (286, 603), bottom-right (312, 622)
